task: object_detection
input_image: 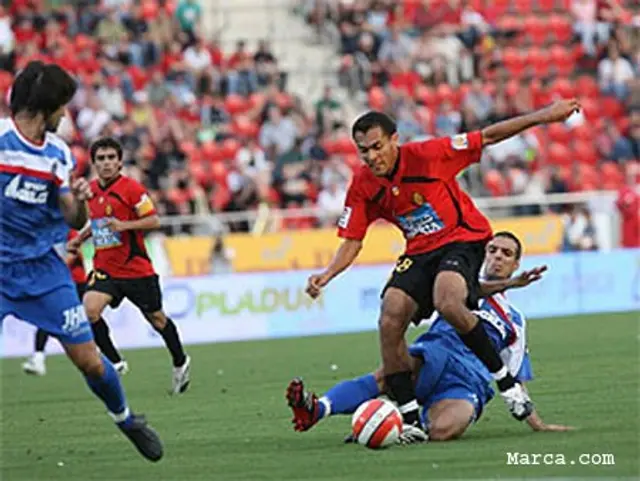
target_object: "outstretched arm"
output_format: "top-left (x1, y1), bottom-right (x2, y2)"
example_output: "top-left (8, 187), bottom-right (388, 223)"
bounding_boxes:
top-left (522, 384), bottom-right (574, 432)
top-left (482, 99), bottom-right (581, 146)
top-left (479, 266), bottom-right (548, 297)
top-left (306, 239), bottom-right (363, 298)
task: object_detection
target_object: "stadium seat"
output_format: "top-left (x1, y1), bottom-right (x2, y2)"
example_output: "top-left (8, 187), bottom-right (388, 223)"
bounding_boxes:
top-left (484, 169), bottom-right (507, 196)
top-left (601, 162), bottom-right (624, 190)
top-left (549, 76), bottom-right (575, 99)
top-left (502, 47), bottom-right (525, 78)
top-left (549, 14), bottom-right (573, 43)
top-left (0, 71), bottom-right (13, 94)
top-left (549, 47), bottom-right (574, 77)
top-left (547, 123), bottom-right (571, 144)
top-left (575, 75), bottom-right (599, 99)
top-left (224, 94), bottom-right (249, 115)
top-left (414, 84), bottom-right (436, 109)
top-left (548, 143), bottom-right (573, 167)
top-left (524, 15), bottom-right (546, 45)
top-left (528, 47), bottom-right (550, 78)
top-left (573, 141), bottom-right (599, 166)
top-left (600, 96), bottom-right (624, 120)
top-left (232, 116), bottom-right (260, 138)
top-left (221, 138), bottom-right (241, 160)
top-left (572, 124), bottom-right (594, 143)
top-left (201, 141), bottom-right (224, 163)
top-left (368, 87), bottom-right (386, 110)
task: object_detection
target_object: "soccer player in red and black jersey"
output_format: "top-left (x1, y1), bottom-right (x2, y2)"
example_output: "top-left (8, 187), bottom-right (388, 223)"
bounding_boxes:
top-left (22, 229), bottom-right (88, 376)
top-left (290, 99), bottom-right (580, 442)
top-left (73, 137), bottom-right (190, 395)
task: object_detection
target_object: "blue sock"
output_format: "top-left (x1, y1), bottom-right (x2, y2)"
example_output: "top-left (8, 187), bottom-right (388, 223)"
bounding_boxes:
top-left (85, 355), bottom-right (132, 427)
top-left (318, 374), bottom-right (380, 418)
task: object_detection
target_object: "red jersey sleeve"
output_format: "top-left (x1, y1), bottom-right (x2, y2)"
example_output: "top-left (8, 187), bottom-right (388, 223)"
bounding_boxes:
top-left (414, 131), bottom-right (484, 179)
top-left (127, 180), bottom-right (157, 218)
top-left (337, 179), bottom-right (380, 241)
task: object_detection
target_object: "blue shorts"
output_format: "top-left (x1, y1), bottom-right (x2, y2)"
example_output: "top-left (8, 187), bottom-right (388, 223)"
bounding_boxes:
top-left (1, 253), bottom-right (93, 345)
top-left (409, 334), bottom-right (495, 425)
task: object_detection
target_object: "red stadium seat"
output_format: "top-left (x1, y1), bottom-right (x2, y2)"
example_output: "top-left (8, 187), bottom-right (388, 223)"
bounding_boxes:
top-left (0, 71), bottom-right (13, 94)
top-left (232, 116), bottom-right (260, 138)
top-left (548, 143), bottom-right (573, 167)
top-left (547, 123), bottom-right (571, 144)
top-left (572, 124), bottom-right (594, 143)
top-left (201, 141), bottom-right (224, 163)
top-left (368, 87), bottom-right (386, 110)
top-left (601, 162), bottom-right (624, 190)
top-left (573, 141), bottom-right (599, 166)
top-left (344, 154), bottom-right (361, 172)
top-left (334, 134), bottom-right (356, 155)
top-left (538, 0), bottom-right (556, 12)
top-left (600, 96), bottom-right (624, 120)
top-left (580, 98), bottom-right (601, 123)
top-left (523, 15), bottom-right (546, 45)
top-left (414, 84), bottom-right (436, 109)
top-left (221, 138), bottom-right (240, 160)
top-left (435, 84), bottom-right (454, 104)
top-left (575, 75), bottom-right (599, 99)
top-left (224, 94), bottom-right (248, 115)
top-left (502, 47), bottom-right (525, 78)
top-left (549, 76), bottom-right (575, 100)
top-left (549, 14), bottom-right (573, 43)
top-left (549, 46), bottom-right (574, 77)
top-left (484, 169), bottom-right (508, 196)
top-left (528, 47), bottom-right (550, 77)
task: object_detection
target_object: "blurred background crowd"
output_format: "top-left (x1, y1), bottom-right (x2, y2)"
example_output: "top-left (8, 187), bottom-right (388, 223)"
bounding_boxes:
top-left (0, 0), bottom-right (637, 249)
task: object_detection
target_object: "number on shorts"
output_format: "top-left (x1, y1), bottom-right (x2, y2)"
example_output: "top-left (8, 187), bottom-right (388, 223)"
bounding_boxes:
top-left (395, 258), bottom-right (413, 273)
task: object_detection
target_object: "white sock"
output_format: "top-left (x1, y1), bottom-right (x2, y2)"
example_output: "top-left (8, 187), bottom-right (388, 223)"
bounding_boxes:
top-left (109, 406), bottom-right (131, 424)
top-left (33, 352), bottom-right (45, 363)
top-left (318, 396), bottom-right (331, 419)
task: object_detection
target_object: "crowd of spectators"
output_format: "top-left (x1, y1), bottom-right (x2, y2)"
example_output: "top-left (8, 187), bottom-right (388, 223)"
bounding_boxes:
top-left (0, 0), bottom-right (638, 234)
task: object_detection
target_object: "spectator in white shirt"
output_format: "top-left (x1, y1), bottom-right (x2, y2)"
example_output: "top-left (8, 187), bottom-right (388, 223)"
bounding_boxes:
top-left (76, 94), bottom-right (112, 141)
top-left (183, 38), bottom-right (212, 73)
top-left (598, 41), bottom-right (635, 101)
top-left (259, 106), bottom-right (298, 159)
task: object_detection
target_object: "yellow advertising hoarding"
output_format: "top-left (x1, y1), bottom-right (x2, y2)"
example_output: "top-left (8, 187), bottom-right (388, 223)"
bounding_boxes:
top-left (165, 215), bottom-right (565, 277)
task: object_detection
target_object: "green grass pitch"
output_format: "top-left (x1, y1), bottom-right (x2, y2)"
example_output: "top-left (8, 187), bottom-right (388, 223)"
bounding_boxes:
top-left (2, 311), bottom-right (638, 480)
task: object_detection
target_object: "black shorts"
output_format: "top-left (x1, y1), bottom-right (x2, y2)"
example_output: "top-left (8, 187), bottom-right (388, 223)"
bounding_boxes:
top-left (86, 270), bottom-right (163, 313)
top-left (75, 281), bottom-right (86, 300)
top-left (382, 241), bottom-right (487, 322)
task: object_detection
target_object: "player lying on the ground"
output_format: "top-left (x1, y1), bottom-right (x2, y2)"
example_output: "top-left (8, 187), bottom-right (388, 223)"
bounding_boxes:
top-left (289, 233), bottom-right (572, 442)
top-left (69, 136), bottom-right (190, 394)
top-left (1, 61), bottom-right (162, 461)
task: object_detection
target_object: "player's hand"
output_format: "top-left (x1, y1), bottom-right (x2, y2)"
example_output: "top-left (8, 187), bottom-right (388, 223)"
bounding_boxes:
top-left (510, 266), bottom-right (548, 289)
top-left (397, 424), bottom-right (429, 445)
top-left (70, 175), bottom-right (93, 202)
top-left (67, 237), bottom-right (82, 255)
top-left (539, 98), bottom-right (581, 124)
top-left (105, 217), bottom-right (128, 232)
top-left (535, 423), bottom-right (575, 432)
top-left (306, 273), bottom-right (331, 299)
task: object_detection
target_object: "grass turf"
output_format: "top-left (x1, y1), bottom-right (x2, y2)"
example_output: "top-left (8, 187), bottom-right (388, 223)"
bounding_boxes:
top-left (2, 311), bottom-right (638, 480)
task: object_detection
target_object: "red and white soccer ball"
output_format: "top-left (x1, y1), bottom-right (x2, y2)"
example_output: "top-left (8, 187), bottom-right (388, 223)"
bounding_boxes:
top-left (351, 399), bottom-right (403, 449)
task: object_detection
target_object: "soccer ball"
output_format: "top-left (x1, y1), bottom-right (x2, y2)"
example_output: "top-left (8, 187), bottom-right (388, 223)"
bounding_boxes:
top-left (351, 398), bottom-right (403, 449)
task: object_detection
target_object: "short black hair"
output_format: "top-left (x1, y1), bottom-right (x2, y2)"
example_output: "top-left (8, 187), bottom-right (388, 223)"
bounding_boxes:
top-left (351, 111), bottom-right (397, 140)
top-left (493, 231), bottom-right (522, 260)
top-left (10, 61), bottom-right (77, 117)
top-left (90, 137), bottom-right (123, 162)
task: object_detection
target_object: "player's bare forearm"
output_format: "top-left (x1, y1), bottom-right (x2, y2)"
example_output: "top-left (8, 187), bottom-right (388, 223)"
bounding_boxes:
top-left (323, 239), bottom-right (363, 281)
top-left (79, 224), bottom-right (92, 241)
top-left (60, 194), bottom-right (89, 230)
top-left (122, 215), bottom-right (160, 232)
top-left (482, 99), bottom-right (580, 146)
top-left (479, 279), bottom-right (512, 297)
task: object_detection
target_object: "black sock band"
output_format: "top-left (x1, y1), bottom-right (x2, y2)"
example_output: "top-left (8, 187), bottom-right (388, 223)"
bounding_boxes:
top-left (459, 320), bottom-right (516, 390)
top-left (34, 329), bottom-right (49, 352)
top-left (91, 318), bottom-right (122, 364)
top-left (156, 318), bottom-right (186, 367)
top-left (385, 371), bottom-right (419, 424)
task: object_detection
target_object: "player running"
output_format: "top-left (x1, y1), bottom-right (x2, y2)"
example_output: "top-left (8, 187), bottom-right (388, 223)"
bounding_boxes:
top-left (69, 136), bottom-right (191, 394)
top-left (22, 229), bottom-right (87, 376)
top-left (290, 233), bottom-right (572, 442)
top-left (1, 61), bottom-right (163, 461)
top-left (305, 101), bottom-right (580, 439)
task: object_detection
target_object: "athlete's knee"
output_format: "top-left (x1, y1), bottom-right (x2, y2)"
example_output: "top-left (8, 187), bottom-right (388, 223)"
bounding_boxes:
top-left (433, 272), bottom-right (467, 318)
top-left (379, 289), bottom-right (415, 338)
top-left (373, 368), bottom-right (386, 392)
top-left (83, 295), bottom-right (107, 322)
top-left (69, 344), bottom-right (104, 377)
top-left (428, 415), bottom-right (465, 441)
top-left (147, 311), bottom-right (167, 330)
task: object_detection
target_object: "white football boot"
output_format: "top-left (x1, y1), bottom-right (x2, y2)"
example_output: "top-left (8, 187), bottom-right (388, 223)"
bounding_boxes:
top-left (22, 352), bottom-right (46, 376)
top-left (171, 355), bottom-right (191, 395)
top-left (501, 382), bottom-right (534, 420)
top-left (114, 360), bottom-right (130, 376)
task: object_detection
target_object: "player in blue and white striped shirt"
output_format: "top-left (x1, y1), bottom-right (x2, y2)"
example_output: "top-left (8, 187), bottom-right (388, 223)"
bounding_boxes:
top-left (287, 232), bottom-right (572, 443)
top-left (0, 61), bottom-right (163, 461)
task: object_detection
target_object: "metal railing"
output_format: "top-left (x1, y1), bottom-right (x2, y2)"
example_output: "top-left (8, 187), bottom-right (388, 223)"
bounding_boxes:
top-left (158, 190), bottom-right (620, 236)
